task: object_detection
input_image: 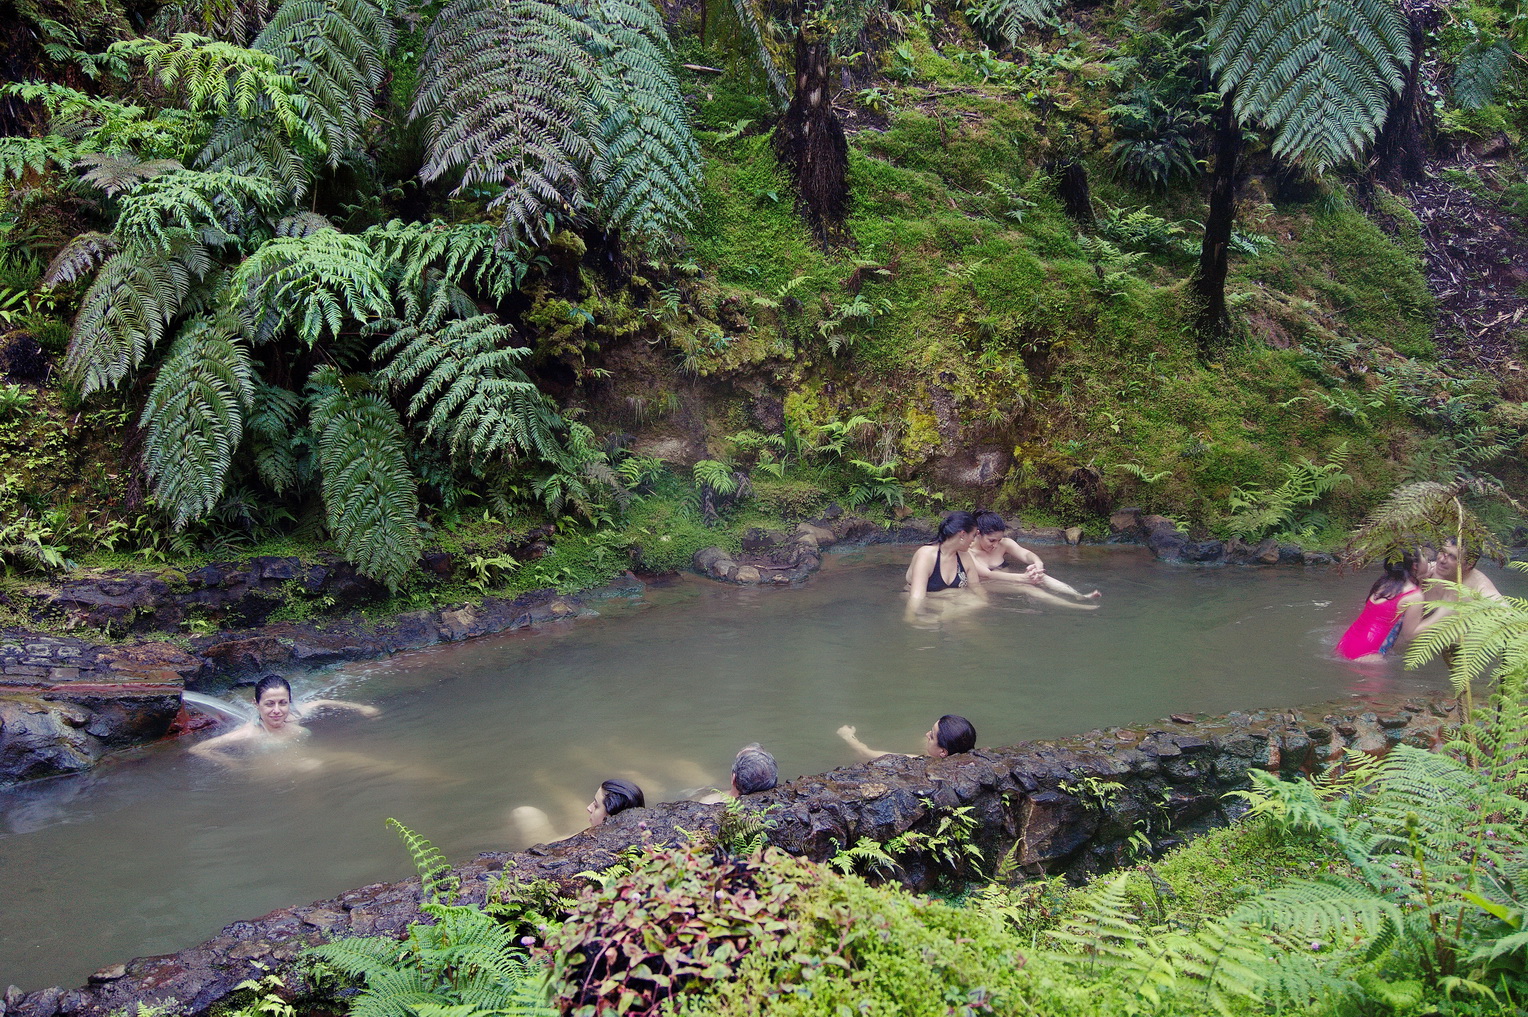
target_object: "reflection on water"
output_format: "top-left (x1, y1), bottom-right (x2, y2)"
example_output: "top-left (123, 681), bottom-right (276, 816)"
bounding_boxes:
top-left (1, 545), bottom-right (1497, 990)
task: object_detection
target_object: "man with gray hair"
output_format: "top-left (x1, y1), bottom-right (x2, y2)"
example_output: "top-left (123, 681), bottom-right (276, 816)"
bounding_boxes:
top-left (730, 743), bottom-right (777, 795)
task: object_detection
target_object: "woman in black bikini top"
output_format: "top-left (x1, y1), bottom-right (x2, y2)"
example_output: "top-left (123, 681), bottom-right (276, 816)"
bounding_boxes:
top-left (904, 512), bottom-right (982, 621)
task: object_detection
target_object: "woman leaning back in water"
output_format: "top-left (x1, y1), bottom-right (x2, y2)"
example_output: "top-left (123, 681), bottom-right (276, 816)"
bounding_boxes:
top-left (191, 674), bottom-right (379, 760)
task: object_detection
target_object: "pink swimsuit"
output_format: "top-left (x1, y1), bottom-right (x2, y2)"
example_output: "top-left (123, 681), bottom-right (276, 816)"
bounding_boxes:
top-left (1336, 593), bottom-right (1413, 659)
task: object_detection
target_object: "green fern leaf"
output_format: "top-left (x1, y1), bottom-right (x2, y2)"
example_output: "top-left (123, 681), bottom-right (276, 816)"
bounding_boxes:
top-left (66, 251), bottom-right (196, 395)
top-left (385, 818), bottom-right (460, 904)
top-left (1209, 0), bottom-right (1411, 171)
top-left (372, 291), bottom-right (565, 467)
top-left (1453, 38), bottom-right (1515, 110)
top-left (42, 232), bottom-right (119, 287)
top-left (308, 366), bottom-right (421, 588)
top-left (115, 168), bottom-right (285, 251)
top-left (966, 0), bottom-right (1068, 48)
top-left (247, 382), bottom-right (308, 491)
top-left (0, 135), bottom-right (77, 179)
top-left (233, 228), bottom-right (392, 346)
top-left (363, 219), bottom-right (527, 302)
top-left (138, 314), bottom-right (256, 527)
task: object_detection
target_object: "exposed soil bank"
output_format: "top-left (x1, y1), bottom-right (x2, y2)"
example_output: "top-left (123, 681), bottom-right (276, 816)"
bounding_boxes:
top-left (3, 693), bottom-right (1457, 1015)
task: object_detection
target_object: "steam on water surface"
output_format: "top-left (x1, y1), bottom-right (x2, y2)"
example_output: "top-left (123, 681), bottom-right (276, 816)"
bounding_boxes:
top-left (0, 545), bottom-right (1483, 990)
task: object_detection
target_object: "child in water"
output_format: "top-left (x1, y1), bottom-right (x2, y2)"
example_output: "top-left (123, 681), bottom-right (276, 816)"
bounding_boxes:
top-left (1335, 554), bottom-right (1426, 662)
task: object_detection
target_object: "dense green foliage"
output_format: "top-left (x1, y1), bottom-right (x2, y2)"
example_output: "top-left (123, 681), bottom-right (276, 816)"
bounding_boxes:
top-left (0, 0), bottom-right (1523, 596)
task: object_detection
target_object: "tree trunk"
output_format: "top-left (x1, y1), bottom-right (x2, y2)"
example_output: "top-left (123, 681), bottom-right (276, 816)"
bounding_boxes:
top-left (773, 20), bottom-right (849, 246)
top-left (1050, 159), bottom-right (1094, 226)
top-left (1193, 90), bottom-right (1243, 352)
top-left (1371, 3), bottom-right (1440, 187)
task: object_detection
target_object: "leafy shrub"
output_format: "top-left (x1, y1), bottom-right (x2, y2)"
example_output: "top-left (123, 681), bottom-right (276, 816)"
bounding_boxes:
top-left (544, 841), bottom-right (815, 1016)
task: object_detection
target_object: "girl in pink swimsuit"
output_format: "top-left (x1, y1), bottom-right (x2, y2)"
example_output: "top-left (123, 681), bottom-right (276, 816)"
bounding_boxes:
top-left (1336, 555), bottom-right (1424, 661)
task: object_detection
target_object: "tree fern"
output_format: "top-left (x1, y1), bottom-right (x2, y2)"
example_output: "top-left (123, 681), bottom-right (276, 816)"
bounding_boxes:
top-left (233, 228), bottom-right (392, 346)
top-left (138, 314), bottom-right (255, 527)
top-left (414, 0), bottom-right (594, 249)
top-left (115, 168), bottom-right (284, 251)
top-left (308, 367), bottom-right (421, 588)
top-left (66, 251), bottom-right (195, 394)
top-left (580, 0), bottom-right (701, 243)
top-left (74, 153), bottom-right (185, 196)
top-left (363, 219), bottom-right (527, 303)
top-left (414, 0), bottom-right (699, 249)
top-left (371, 288), bottom-right (565, 467)
top-left (0, 135), bottom-right (77, 179)
top-left (1453, 37), bottom-right (1515, 110)
top-left (247, 382), bottom-right (308, 492)
top-left (41, 232), bottom-right (119, 286)
top-left (1208, 0), bottom-right (1411, 171)
top-left (966, 0), bottom-right (1069, 49)
top-left (1223, 443), bottom-right (1350, 540)
top-left (109, 33), bottom-right (304, 120)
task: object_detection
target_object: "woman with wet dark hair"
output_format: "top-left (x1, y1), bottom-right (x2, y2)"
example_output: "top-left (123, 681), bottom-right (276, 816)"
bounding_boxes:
top-left (1335, 554), bottom-right (1426, 662)
top-left (969, 510), bottom-right (1099, 604)
top-left (836, 714), bottom-right (977, 761)
top-left (586, 779), bottom-right (645, 827)
top-left (191, 674), bottom-right (379, 760)
top-left (903, 511), bottom-right (984, 620)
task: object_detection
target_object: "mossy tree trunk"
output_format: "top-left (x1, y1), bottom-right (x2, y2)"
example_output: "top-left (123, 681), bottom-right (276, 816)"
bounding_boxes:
top-left (773, 13), bottom-right (849, 246)
top-left (1193, 90), bottom-right (1244, 352)
top-left (1371, 2), bottom-right (1439, 187)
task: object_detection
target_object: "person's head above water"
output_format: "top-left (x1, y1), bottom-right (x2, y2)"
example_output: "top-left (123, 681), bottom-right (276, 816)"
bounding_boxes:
top-left (1436, 537), bottom-right (1481, 577)
top-left (1368, 553), bottom-right (1419, 601)
top-left (974, 510), bottom-right (1007, 535)
top-left (252, 674), bottom-right (294, 732)
top-left (731, 743), bottom-right (778, 795)
top-left (924, 715), bottom-right (976, 758)
top-left (933, 511), bottom-right (978, 549)
top-left (587, 778), bottom-right (645, 827)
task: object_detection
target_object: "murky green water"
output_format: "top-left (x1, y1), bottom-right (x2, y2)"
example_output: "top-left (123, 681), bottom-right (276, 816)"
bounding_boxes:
top-left (1, 544), bottom-right (1494, 990)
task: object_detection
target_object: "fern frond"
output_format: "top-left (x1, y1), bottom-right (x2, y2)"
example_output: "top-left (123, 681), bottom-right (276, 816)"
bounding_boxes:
top-left (66, 251), bottom-right (194, 395)
top-left (966, 0), bottom-right (1068, 49)
top-left (386, 818), bottom-right (460, 904)
top-left (275, 211), bottom-right (335, 237)
top-left (109, 33), bottom-right (300, 117)
top-left (138, 314), bottom-right (255, 527)
top-left (1453, 38), bottom-right (1515, 110)
top-left (308, 367), bottom-right (421, 588)
top-left (414, 0), bottom-right (594, 249)
top-left (253, 0), bottom-right (393, 164)
top-left (0, 135), bottom-right (77, 179)
top-left (1208, 0), bottom-right (1411, 171)
top-left (196, 112), bottom-right (313, 196)
top-left (115, 168), bottom-right (285, 251)
top-left (75, 152), bottom-right (185, 196)
top-left (372, 292), bottom-right (565, 466)
top-left (247, 382), bottom-right (308, 491)
top-left (1343, 479), bottom-right (1508, 569)
top-left (363, 219), bottom-right (527, 302)
top-left (233, 229), bottom-right (392, 346)
top-left (42, 232), bottom-right (119, 287)
top-left (581, 0), bottom-right (702, 244)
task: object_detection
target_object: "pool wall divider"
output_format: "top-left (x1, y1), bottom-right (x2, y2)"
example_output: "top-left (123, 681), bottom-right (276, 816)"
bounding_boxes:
top-left (3, 693), bottom-right (1458, 1017)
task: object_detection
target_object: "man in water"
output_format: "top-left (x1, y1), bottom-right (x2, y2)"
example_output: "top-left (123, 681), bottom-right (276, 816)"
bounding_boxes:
top-left (731, 743), bottom-right (778, 795)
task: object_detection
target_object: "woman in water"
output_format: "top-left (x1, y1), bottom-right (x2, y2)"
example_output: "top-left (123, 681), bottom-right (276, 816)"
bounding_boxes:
top-left (904, 511), bottom-right (985, 621)
top-left (1335, 554), bottom-right (1427, 662)
top-left (970, 510), bottom-right (1099, 606)
top-left (190, 675), bottom-right (379, 760)
top-left (587, 778), bottom-right (645, 827)
top-left (836, 714), bottom-right (977, 761)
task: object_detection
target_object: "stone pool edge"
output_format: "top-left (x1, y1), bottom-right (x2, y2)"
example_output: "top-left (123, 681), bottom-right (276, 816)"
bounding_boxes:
top-left (3, 693), bottom-right (1458, 1017)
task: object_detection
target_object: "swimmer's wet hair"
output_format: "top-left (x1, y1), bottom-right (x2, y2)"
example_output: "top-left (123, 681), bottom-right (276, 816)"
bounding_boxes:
top-left (974, 510), bottom-right (1007, 535)
top-left (935, 714), bottom-right (976, 754)
top-left (599, 779), bottom-right (645, 817)
top-left (934, 511), bottom-right (978, 543)
top-left (732, 743), bottom-right (778, 794)
top-left (253, 674), bottom-right (291, 701)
